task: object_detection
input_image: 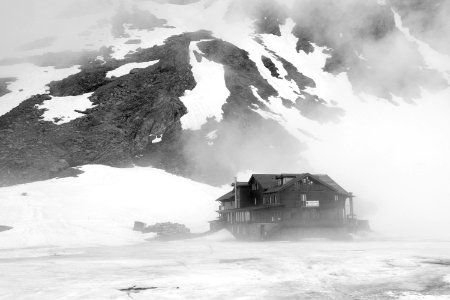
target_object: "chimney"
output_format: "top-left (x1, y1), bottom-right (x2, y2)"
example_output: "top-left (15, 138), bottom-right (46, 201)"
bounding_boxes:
top-left (234, 176), bottom-right (238, 208)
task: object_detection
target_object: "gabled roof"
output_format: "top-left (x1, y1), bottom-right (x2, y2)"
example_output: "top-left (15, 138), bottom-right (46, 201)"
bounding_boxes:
top-left (215, 190), bottom-right (234, 202)
top-left (263, 173), bottom-right (350, 196)
top-left (250, 174), bottom-right (279, 189)
top-left (313, 174), bottom-right (349, 195)
top-left (263, 173), bottom-right (308, 193)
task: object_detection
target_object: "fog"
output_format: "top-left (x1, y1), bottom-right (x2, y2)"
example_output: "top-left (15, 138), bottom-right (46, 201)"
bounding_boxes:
top-left (1, 0), bottom-right (450, 240)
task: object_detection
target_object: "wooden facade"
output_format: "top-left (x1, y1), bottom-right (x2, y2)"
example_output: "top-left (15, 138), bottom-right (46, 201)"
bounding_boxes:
top-left (211, 173), bottom-right (360, 240)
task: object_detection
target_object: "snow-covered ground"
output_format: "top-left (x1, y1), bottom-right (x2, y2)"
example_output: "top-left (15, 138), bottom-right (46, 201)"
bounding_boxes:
top-left (0, 239), bottom-right (449, 299)
top-left (0, 165), bottom-right (226, 249)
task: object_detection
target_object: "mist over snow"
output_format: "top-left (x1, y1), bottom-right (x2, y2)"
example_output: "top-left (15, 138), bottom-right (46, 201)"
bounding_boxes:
top-left (0, 0), bottom-right (450, 244)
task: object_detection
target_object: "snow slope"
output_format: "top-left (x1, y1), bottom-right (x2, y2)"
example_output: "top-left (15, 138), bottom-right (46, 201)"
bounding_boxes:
top-left (0, 165), bottom-right (226, 249)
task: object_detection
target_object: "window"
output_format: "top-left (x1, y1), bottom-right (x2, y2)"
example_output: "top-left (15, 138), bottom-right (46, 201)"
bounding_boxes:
top-left (334, 195), bottom-right (339, 201)
top-left (300, 194), bottom-right (307, 207)
top-left (282, 177), bottom-right (293, 185)
top-left (252, 182), bottom-right (259, 190)
top-left (274, 195), bottom-right (279, 204)
top-left (270, 195), bottom-right (273, 204)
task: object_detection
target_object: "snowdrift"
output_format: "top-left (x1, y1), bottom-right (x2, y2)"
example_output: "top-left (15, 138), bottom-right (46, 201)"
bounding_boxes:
top-left (0, 165), bottom-right (226, 249)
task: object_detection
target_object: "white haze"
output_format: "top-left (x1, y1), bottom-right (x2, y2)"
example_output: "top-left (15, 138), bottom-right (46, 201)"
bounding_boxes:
top-left (0, 0), bottom-right (449, 240)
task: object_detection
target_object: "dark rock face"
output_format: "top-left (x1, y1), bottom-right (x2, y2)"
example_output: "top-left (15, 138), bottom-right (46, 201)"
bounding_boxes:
top-left (294, 93), bottom-right (345, 124)
top-left (0, 29), bottom-right (323, 186)
top-left (0, 77), bottom-right (16, 97)
top-left (48, 66), bottom-right (113, 96)
top-left (0, 31), bottom-right (212, 186)
top-left (0, 225), bottom-right (12, 233)
top-left (292, 26), bottom-right (315, 54)
top-left (172, 39), bottom-right (308, 184)
top-left (261, 56), bottom-right (280, 78)
top-left (272, 53), bottom-right (316, 90)
top-left (197, 39), bottom-right (277, 108)
top-left (290, 0), bottom-right (448, 101)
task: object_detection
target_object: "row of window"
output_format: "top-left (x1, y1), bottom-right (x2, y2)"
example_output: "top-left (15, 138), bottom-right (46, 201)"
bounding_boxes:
top-left (263, 194), bottom-right (280, 205)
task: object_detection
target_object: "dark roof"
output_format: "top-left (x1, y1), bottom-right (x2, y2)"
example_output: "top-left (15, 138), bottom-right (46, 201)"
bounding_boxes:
top-left (314, 174), bottom-right (349, 195)
top-left (250, 174), bottom-right (279, 189)
top-left (215, 190), bottom-right (234, 202)
top-left (263, 174), bottom-right (307, 193)
top-left (217, 174), bottom-right (349, 201)
top-left (263, 173), bottom-right (349, 196)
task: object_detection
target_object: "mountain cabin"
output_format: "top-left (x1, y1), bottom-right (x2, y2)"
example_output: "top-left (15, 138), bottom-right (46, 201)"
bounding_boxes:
top-left (210, 173), bottom-right (369, 240)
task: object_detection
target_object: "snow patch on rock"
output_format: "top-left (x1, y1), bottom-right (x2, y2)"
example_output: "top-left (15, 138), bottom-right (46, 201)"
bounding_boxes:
top-left (0, 63), bottom-right (81, 117)
top-left (151, 134), bottom-right (163, 144)
top-left (36, 92), bottom-right (96, 124)
top-left (106, 60), bottom-right (159, 78)
top-left (180, 41), bottom-right (230, 130)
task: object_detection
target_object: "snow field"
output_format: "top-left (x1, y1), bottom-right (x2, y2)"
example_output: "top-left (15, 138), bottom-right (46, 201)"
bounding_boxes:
top-left (0, 165), bottom-right (226, 249)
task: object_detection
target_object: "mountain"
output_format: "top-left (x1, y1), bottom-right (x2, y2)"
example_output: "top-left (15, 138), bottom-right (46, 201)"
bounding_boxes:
top-left (0, 0), bottom-right (447, 187)
top-left (1, 0), bottom-right (450, 241)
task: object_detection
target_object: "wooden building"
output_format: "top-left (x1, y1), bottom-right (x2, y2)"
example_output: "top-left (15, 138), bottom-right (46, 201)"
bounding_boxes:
top-left (210, 173), bottom-right (366, 240)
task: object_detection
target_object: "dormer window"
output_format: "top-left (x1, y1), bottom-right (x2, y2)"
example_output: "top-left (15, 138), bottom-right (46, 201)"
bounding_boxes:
top-left (282, 177), bottom-right (293, 185)
top-left (278, 176), bottom-right (294, 186)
